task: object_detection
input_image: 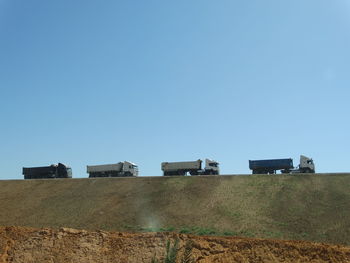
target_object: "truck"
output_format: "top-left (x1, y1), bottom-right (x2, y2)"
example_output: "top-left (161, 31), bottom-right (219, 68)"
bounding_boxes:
top-left (161, 159), bottom-right (219, 176)
top-left (249, 155), bottom-right (315, 174)
top-left (23, 163), bottom-right (72, 179)
top-left (87, 161), bottom-right (138, 177)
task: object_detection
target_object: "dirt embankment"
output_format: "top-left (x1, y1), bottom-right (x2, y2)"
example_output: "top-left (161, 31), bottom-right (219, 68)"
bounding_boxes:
top-left (0, 226), bottom-right (349, 263)
top-left (0, 174), bottom-right (349, 245)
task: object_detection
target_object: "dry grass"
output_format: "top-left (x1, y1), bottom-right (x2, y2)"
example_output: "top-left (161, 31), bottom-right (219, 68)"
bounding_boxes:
top-left (0, 173), bottom-right (349, 245)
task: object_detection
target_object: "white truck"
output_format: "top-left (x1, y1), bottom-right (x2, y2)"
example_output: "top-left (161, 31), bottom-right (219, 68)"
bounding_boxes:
top-left (87, 161), bottom-right (138, 177)
top-left (161, 159), bottom-right (219, 176)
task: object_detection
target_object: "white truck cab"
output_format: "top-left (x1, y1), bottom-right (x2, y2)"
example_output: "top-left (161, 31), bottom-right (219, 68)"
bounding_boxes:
top-left (298, 155), bottom-right (315, 173)
top-left (204, 159), bottom-right (220, 175)
top-left (290, 155), bottom-right (315, 174)
top-left (123, 161), bottom-right (139, 176)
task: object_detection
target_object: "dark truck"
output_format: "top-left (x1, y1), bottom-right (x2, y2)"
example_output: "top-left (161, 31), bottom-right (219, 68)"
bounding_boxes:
top-left (249, 155), bottom-right (315, 174)
top-left (23, 163), bottom-right (72, 179)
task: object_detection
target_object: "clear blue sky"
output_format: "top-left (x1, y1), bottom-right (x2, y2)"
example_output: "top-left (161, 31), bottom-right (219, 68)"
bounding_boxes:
top-left (1, 0), bottom-right (349, 179)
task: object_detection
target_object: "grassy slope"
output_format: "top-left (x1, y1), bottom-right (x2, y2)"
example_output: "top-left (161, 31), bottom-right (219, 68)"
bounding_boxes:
top-left (0, 174), bottom-right (349, 245)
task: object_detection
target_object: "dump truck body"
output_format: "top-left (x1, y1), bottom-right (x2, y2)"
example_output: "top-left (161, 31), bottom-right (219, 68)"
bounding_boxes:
top-left (161, 159), bottom-right (219, 176)
top-left (162, 160), bottom-right (202, 172)
top-left (23, 163), bottom-right (72, 179)
top-left (87, 163), bottom-right (124, 173)
top-left (87, 161), bottom-right (138, 177)
top-left (249, 158), bottom-right (293, 174)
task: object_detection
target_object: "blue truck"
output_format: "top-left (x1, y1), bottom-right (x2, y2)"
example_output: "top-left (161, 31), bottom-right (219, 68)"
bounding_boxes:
top-left (249, 155), bottom-right (315, 174)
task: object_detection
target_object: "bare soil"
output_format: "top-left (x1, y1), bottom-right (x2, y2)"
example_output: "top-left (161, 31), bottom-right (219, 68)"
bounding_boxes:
top-left (0, 226), bottom-right (349, 263)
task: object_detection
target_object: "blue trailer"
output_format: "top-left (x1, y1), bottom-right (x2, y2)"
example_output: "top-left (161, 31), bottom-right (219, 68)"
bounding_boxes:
top-left (249, 158), bottom-right (294, 174)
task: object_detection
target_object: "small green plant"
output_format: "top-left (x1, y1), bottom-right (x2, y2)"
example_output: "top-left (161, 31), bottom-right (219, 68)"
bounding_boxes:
top-left (196, 228), bottom-right (217, 236)
top-left (301, 232), bottom-right (309, 238)
top-left (179, 228), bottom-right (191, 234)
top-left (164, 239), bottom-right (179, 263)
top-left (223, 231), bottom-right (235, 236)
top-left (151, 255), bottom-right (159, 263)
top-left (150, 239), bottom-right (194, 263)
top-left (160, 226), bottom-right (175, 232)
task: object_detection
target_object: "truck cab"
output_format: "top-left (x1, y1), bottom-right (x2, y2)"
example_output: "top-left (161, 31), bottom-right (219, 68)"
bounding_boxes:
top-left (57, 163), bottom-right (73, 178)
top-left (204, 159), bottom-right (220, 175)
top-left (297, 155), bottom-right (315, 173)
top-left (122, 161), bottom-right (139, 176)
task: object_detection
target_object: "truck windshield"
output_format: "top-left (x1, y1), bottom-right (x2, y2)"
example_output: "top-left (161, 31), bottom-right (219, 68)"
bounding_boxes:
top-left (209, 163), bottom-right (218, 167)
top-left (67, 168), bottom-right (72, 178)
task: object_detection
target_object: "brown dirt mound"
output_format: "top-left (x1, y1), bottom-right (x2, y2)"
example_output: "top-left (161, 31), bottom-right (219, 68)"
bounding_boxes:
top-left (1, 175), bottom-right (350, 245)
top-left (0, 226), bottom-right (349, 263)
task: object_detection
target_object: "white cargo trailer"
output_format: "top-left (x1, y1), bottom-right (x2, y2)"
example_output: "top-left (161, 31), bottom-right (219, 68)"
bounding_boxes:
top-left (87, 161), bottom-right (138, 177)
top-left (161, 159), bottom-right (219, 176)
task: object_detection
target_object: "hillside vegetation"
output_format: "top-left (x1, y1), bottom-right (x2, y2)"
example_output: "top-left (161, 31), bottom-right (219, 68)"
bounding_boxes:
top-left (0, 174), bottom-right (349, 245)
